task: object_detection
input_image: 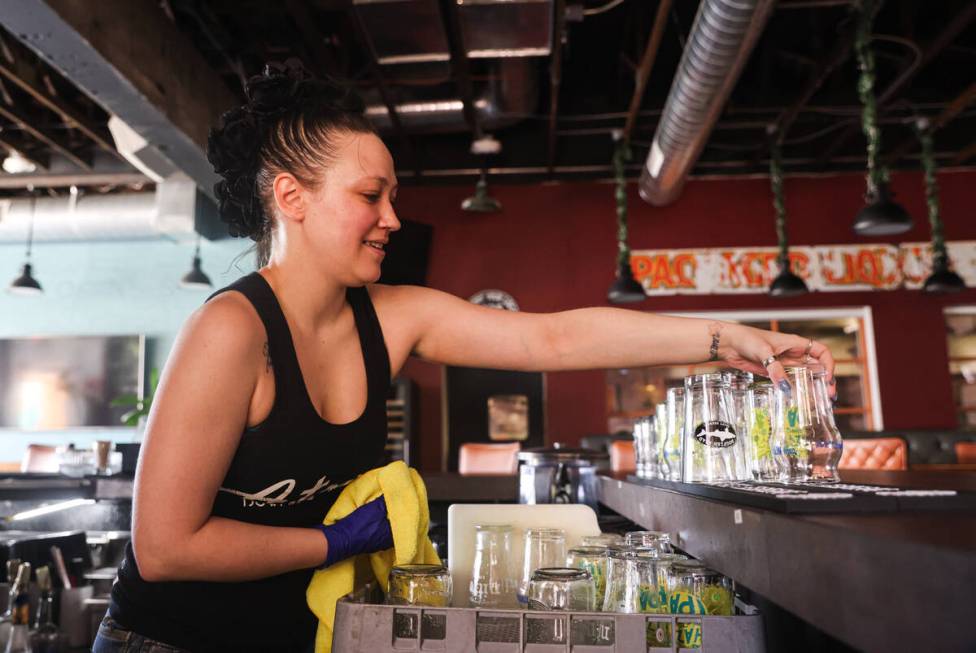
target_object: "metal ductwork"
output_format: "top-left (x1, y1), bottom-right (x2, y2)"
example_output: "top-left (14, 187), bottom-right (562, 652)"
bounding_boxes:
top-left (0, 177), bottom-right (213, 243)
top-left (365, 60), bottom-right (538, 133)
top-left (639, 0), bottom-right (776, 206)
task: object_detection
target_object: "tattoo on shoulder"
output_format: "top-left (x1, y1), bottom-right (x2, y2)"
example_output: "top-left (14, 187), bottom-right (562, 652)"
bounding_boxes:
top-left (263, 342), bottom-right (272, 372)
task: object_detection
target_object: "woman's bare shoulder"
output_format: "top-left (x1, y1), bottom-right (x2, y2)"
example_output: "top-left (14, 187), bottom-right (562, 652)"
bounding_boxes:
top-left (178, 290), bottom-right (267, 354)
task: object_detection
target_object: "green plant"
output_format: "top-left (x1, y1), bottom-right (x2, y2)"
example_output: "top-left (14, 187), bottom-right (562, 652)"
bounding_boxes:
top-left (111, 368), bottom-right (159, 427)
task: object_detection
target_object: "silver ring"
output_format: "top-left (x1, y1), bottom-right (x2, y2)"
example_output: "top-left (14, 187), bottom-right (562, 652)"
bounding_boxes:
top-left (761, 355), bottom-right (777, 368)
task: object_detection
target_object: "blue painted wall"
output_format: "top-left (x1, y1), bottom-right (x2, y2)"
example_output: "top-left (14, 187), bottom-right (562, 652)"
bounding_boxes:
top-left (0, 236), bottom-right (254, 463)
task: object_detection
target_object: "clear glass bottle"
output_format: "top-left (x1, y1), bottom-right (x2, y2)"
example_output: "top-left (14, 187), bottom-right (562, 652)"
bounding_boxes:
top-left (665, 388), bottom-right (685, 481)
top-left (811, 368), bottom-right (843, 482)
top-left (518, 528), bottom-right (566, 606)
top-left (682, 374), bottom-right (750, 482)
top-left (526, 568), bottom-right (595, 611)
top-left (5, 563), bottom-right (31, 653)
top-left (29, 567), bottom-right (62, 653)
top-left (566, 546), bottom-right (608, 610)
top-left (469, 524), bottom-right (519, 608)
top-left (771, 367), bottom-right (823, 482)
top-left (0, 559), bottom-right (22, 649)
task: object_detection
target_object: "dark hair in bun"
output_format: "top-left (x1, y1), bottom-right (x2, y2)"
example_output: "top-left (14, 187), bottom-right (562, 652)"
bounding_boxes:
top-left (206, 60), bottom-right (376, 263)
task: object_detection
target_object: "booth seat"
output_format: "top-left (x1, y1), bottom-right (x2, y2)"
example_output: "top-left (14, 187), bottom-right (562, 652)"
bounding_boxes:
top-left (843, 430), bottom-right (976, 465)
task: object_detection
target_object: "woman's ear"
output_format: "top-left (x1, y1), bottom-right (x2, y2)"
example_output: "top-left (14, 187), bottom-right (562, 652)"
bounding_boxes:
top-left (272, 173), bottom-right (306, 224)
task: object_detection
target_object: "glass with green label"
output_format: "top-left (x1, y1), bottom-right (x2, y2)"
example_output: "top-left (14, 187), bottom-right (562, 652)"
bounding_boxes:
top-left (566, 546), bottom-right (609, 610)
top-left (666, 560), bottom-right (734, 649)
top-left (749, 384), bottom-right (779, 480)
top-left (681, 374), bottom-right (750, 482)
top-left (771, 367), bottom-right (818, 482)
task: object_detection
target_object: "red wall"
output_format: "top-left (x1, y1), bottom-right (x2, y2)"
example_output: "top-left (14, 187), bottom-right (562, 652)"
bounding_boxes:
top-left (395, 169), bottom-right (976, 471)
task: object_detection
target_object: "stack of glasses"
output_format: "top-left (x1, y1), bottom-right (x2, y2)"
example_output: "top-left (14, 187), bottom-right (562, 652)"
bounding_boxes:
top-left (633, 367), bottom-right (843, 484)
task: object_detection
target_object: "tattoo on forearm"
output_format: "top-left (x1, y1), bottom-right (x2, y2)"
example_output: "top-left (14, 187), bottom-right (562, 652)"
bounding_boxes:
top-left (263, 342), bottom-right (272, 373)
top-left (708, 322), bottom-right (722, 362)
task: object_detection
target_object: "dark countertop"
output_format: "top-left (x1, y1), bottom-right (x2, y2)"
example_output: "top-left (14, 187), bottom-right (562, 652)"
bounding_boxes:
top-left (597, 471), bottom-right (976, 652)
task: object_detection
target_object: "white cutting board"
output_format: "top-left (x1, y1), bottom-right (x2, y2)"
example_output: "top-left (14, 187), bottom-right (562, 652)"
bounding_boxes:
top-left (447, 503), bottom-right (601, 607)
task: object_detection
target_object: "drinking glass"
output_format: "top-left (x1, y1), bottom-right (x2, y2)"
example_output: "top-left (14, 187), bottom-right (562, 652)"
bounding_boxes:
top-left (469, 524), bottom-right (519, 608)
top-left (811, 367), bottom-right (843, 482)
top-left (566, 546), bottom-right (608, 609)
top-left (730, 386), bottom-right (759, 481)
top-left (526, 567), bottom-right (595, 611)
top-left (682, 374), bottom-right (750, 482)
top-left (632, 416), bottom-right (654, 478)
top-left (748, 385), bottom-right (779, 480)
top-left (603, 547), bottom-right (676, 614)
top-left (667, 560), bottom-right (735, 649)
top-left (623, 530), bottom-right (672, 553)
top-left (579, 533), bottom-right (623, 548)
top-left (388, 564), bottom-right (453, 607)
top-left (771, 367), bottom-right (827, 483)
top-left (664, 388), bottom-right (685, 481)
top-left (655, 403), bottom-right (670, 480)
top-left (519, 528), bottom-right (567, 606)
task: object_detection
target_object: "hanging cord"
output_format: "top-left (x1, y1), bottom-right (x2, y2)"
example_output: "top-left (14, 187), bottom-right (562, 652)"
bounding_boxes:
top-left (769, 133), bottom-right (790, 268)
top-left (853, 0), bottom-right (888, 195)
top-left (24, 188), bottom-right (37, 262)
top-left (916, 119), bottom-right (945, 260)
top-left (612, 138), bottom-right (632, 270)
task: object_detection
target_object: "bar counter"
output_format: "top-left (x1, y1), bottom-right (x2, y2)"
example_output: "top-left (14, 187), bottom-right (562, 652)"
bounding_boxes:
top-left (598, 471), bottom-right (976, 652)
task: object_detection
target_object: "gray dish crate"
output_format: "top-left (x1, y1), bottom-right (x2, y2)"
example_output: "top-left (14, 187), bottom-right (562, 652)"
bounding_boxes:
top-left (333, 587), bottom-right (764, 652)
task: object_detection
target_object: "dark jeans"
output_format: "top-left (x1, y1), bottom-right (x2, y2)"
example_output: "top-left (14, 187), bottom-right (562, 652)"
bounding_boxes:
top-left (92, 614), bottom-right (189, 653)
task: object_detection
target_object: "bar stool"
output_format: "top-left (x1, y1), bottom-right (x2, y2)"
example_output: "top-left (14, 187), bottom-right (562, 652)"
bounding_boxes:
top-left (608, 440), bottom-right (636, 474)
top-left (955, 441), bottom-right (976, 464)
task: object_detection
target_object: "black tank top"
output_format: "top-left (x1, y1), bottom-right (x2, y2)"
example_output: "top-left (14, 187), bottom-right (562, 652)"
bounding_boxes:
top-left (109, 272), bottom-right (390, 652)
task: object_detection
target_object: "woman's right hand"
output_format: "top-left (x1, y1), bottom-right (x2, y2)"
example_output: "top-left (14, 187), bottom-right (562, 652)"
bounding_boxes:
top-left (316, 497), bottom-right (394, 568)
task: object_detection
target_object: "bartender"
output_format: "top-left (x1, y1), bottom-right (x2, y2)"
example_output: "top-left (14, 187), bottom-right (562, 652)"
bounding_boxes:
top-left (93, 63), bottom-right (835, 653)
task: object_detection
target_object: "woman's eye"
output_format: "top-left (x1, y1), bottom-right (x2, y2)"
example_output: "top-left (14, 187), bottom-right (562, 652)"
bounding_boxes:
top-left (363, 193), bottom-right (381, 204)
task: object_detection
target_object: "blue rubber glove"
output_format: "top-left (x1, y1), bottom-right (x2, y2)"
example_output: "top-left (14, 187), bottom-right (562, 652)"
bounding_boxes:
top-left (316, 497), bottom-right (394, 569)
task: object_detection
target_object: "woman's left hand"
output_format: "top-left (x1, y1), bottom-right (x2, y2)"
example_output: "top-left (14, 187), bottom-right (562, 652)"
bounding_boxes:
top-left (719, 323), bottom-right (836, 397)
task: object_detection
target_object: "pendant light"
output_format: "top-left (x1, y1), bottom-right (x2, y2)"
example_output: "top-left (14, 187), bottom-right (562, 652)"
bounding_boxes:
top-left (180, 236), bottom-right (212, 289)
top-left (607, 138), bottom-right (644, 303)
top-left (851, 0), bottom-right (913, 236)
top-left (916, 118), bottom-right (965, 293)
top-left (461, 170), bottom-right (501, 213)
top-left (768, 135), bottom-right (808, 297)
top-left (8, 190), bottom-right (43, 296)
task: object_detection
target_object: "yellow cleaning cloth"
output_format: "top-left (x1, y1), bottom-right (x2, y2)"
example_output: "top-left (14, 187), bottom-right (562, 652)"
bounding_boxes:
top-left (307, 460), bottom-right (440, 653)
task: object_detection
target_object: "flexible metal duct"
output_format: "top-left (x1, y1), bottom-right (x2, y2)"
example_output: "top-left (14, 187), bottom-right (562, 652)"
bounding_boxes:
top-left (639, 0), bottom-right (776, 206)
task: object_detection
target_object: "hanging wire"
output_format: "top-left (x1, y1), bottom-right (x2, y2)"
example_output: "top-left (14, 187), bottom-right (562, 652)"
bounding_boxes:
top-left (853, 0), bottom-right (888, 194)
top-left (769, 136), bottom-right (790, 263)
top-left (24, 186), bottom-right (37, 261)
top-left (916, 119), bottom-right (945, 258)
top-left (612, 137), bottom-right (632, 269)
top-left (584, 0), bottom-right (627, 16)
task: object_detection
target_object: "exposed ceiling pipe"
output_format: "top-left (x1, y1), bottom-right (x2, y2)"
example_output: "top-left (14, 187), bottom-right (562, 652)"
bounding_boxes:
top-left (639, 0), bottom-right (776, 206)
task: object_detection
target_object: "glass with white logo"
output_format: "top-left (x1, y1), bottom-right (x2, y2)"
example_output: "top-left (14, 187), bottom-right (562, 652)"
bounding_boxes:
top-left (518, 528), bottom-right (567, 606)
top-left (469, 524), bottom-right (519, 608)
top-left (664, 388), bottom-right (685, 481)
top-left (748, 384), bottom-right (779, 480)
top-left (682, 374), bottom-right (750, 482)
top-left (771, 367), bottom-right (821, 483)
top-left (388, 564), bottom-right (453, 607)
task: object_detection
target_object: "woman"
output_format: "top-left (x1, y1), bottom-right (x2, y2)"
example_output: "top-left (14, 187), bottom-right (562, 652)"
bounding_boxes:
top-left (95, 64), bottom-right (834, 652)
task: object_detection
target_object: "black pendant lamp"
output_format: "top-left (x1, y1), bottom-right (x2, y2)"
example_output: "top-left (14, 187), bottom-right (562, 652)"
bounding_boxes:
top-left (851, 0), bottom-right (913, 236)
top-left (180, 237), bottom-right (213, 289)
top-left (461, 171), bottom-right (502, 213)
top-left (916, 119), bottom-right (965, 293)
top-left (8, 191), bottom-right (43, 296)
top-left (607, 138), bottom-right (645, 303)
top-left (768, 137), bottom-right (808, 297)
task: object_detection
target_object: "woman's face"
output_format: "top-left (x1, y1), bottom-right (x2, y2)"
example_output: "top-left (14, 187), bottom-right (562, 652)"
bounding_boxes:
top-left (300, 131), bottom-right (400, 286)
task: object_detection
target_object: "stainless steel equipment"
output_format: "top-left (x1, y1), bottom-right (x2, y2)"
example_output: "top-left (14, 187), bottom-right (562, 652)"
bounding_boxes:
top-left (517, 446), bottom-right (608, 510)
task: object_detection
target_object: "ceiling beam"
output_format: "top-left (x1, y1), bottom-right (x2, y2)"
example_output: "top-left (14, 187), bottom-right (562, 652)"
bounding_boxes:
top-left (818, 2), bottom-right (976, 164)
top-left (348, 7), bottom-right (420, 177)
top-left (1, 0), bottom-right (239, 198)
top-left (0, 98), bottom-right (91, 170)
top-left (440, 0), bottom-right (481, 137)
top-left (0, 171), bottom-right (148, 189)
top-left (884, 80), bottom-right (976, 166)
top-left (0, 30), bottom-right (123, 163)
top-left (951, 140), bottom-right (976, 166)
top-left (547, 0), bottom-right (567, 173)
top-left (621, 0), bottom-right (672, 144)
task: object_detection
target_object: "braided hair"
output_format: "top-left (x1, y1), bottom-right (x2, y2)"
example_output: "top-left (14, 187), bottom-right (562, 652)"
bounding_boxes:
top-left (207, 61), bottom-right (376, 265)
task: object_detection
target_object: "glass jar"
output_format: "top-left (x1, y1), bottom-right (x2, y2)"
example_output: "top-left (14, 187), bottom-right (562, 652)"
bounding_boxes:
top-left (566, 546), bottom-right (608, 610)
top-left (519, 528), bottom-right (567, 606)
top-left (469, 524), bottom-right (519, 608)
top-left (682, 374), bottom-right (750, 482)
top-left (623, 530), bottom-right (672, 553)
top-left (811, 367), bottom-right (843, 482)
top-left (667, 560), bottom-right (735, 649)
top-left (388, 564), bottom-right (453, 607)
top-left (665, 388), bottom-right (685, 481)
top-left (526, 567), bottom-right (595, 611)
